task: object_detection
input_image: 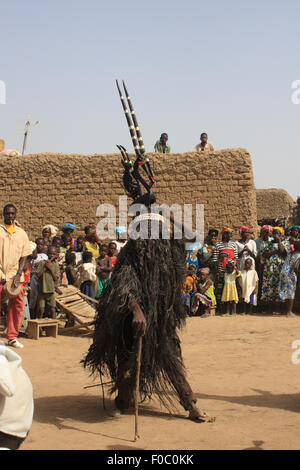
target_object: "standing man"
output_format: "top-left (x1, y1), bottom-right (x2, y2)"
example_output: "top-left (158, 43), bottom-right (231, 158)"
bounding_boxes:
top-left (0, 204), bottom-right (32, 348)
top-left (195, 132), bottom-right (215, 152)
top-left (154, 133), bottom-right (171, 154)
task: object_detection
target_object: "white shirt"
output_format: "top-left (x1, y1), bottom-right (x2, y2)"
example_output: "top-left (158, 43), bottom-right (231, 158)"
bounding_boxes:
top-left (80, 262), bottom-right (96, 283)
top-left (235, 239), bottom-right (257, 271)
top-left (0, 342), bottom-right (34, 438)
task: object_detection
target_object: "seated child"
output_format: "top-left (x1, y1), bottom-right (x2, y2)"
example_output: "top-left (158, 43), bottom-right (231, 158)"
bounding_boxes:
top-left (190, 267), bottom-right (216, 317)
top-left (221, 260), bottom-right (241, 316)
top-left (37, 246), bottom-right (62, 319)
top-left (96, 244), bottom-right (112, 299)
top-left (181, 265), bottom-right (197, 314)
top-left (79, 250), bottom-right (97, 300)
top-left (239, 258), bottom-right (259, 315)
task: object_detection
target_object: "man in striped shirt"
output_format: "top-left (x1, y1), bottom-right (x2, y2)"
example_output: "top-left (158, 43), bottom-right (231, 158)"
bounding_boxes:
top-left (212, 228), bottom-right (238, 311)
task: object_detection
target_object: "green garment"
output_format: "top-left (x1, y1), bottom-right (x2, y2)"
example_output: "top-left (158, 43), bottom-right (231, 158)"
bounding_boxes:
top-left (37, 260), bottom-right (60, 293)
top-left (154, 140), bottom-right (171, 154)
top-left (96, 277), bottom-right (109, 298)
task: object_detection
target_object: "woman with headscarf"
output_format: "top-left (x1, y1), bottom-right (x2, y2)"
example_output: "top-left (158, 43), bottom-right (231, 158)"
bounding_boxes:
top-left (235, 226), bottom-right (257, 271)
top-left (260, 227), bottom-right (289, 313)
top-left (61, 223), bottom-right (76, 249)
top-left (42, 225), bottom-right (58, 245)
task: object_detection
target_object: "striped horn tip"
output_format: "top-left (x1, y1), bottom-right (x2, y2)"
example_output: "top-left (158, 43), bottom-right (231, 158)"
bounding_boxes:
top-left (116, 79), bottom-right (122, 93)
top-left (122, 80), bottom-right (129, 96)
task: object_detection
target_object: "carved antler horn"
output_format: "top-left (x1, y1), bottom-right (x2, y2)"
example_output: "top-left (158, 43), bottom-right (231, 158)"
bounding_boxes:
top-left (116, 80), bottom-right (140, 156)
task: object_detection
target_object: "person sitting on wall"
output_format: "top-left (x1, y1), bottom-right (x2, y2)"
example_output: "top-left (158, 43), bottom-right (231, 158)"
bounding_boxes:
top-left (154, 133), bottom-right (171, 154)
top-left (0, 140), bottom-right (20, 157)
top-left (195, 133), bottom-right (214, 152)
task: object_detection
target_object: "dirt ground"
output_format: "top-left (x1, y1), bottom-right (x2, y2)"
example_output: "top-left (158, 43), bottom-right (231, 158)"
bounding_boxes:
top-left (2, 315), bottom-right (300, 450)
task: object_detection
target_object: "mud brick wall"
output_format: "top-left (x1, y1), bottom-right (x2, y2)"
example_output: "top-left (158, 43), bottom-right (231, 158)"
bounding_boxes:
top-left (256, 188), bottom-right (296, 225)
top-left (0, 148), bottom-right (257, 240)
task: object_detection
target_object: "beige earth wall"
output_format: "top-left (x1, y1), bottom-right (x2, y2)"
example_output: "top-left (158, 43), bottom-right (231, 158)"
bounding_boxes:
top-left (256, 188), bottom-right (296, 222)
top-left (0, 148), bottom-right (257, 240)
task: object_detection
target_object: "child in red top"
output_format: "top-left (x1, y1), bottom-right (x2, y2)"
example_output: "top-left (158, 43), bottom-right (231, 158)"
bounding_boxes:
top-left (108, 242), bottom-right (118, 268)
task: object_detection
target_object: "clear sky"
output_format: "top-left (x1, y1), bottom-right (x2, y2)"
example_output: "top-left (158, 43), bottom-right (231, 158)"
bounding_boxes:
top-left (1, 0), bottom-right (299, 199)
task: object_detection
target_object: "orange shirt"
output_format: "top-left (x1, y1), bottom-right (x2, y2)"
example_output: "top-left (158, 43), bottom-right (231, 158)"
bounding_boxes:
top-left (182, 275), bottom-right (195, 294)
top-left (5, 224), bottom-right (14, 235)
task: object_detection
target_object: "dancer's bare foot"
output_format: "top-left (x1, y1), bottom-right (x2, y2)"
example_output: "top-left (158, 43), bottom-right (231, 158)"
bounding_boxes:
top-left (188, 403), bottom-right (215, 422)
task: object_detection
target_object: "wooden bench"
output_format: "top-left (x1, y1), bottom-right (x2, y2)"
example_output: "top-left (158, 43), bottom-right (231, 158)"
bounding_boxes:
top-left (26, 318), bottom-right (58, 340)
top-left (55, 285), bottom-right (97, 336)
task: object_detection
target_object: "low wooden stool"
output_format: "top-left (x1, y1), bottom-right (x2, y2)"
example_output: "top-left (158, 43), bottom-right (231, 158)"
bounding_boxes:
top-left (26, 318), bottom-right (58, 340)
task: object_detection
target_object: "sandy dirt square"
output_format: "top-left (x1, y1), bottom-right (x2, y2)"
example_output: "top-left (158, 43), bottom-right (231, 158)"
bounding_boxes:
top-left (2, 315), bottom-right (300, 451)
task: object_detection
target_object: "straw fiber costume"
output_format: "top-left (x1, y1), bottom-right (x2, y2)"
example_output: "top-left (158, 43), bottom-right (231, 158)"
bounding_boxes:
top-left (83, 82), bottom-right (212, 422)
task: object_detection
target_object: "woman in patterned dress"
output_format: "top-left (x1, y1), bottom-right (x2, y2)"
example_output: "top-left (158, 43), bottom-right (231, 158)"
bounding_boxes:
top-left (279, 240), bottom-right (300, 316)
top-left (260, 227), bottom-right (289, 314)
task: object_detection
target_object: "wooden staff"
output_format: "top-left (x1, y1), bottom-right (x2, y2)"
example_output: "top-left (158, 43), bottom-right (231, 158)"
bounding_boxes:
top-left (134, 334), bottom-right (143, 441)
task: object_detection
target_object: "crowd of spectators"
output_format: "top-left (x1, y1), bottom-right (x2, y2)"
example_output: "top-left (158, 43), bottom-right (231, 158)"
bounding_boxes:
top-left (1, 204), bottom-right (300, 352)
top-left (182, 225), bottom-right (300, 318)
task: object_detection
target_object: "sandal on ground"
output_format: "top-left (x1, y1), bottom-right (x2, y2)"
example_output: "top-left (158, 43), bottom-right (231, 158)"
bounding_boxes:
top-left (7, 338), bottom-right (24, 349)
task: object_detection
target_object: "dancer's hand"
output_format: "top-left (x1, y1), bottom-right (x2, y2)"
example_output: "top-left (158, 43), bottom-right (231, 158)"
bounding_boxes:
top-left (132, 307), bottom-right (146, 336)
